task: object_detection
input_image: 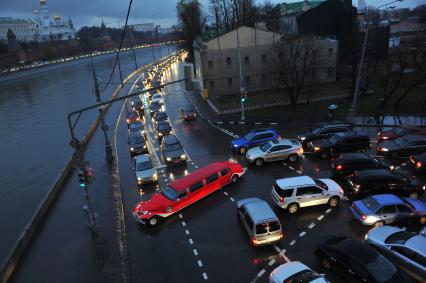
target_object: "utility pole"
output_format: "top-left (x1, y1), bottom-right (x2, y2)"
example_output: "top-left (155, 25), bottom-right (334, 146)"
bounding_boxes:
top-left (236, 27), bottom-right (246, 121)
top-left (91, 55), bottom-right (114, 162)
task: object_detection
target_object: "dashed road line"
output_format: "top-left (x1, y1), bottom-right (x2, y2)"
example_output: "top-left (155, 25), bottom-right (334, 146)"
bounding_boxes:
top-left (179, 214), bottom-right (183, 219)
top-left (289, 240), bottom-right (296, 246)
top-left (193, 249), bottom-right (198, 256)
top-left (325, 208), bottom-right (332, 214)
top-left (273, 244), bottom-right (281, 253)
top-left (268, 259), bottom-right (276, 266)
top-left (185, 229), bottom-right (190, 235)
top-left (223, 191), bottom-right (229, 196)
top-left (288, 166), bottom-right (295, 170)
top-left (229, 197), bottom-right (235, 202)
top-left (296, 170), bottom-right (303, 174)
top-left (189, 238), bottom-right (194, 245)
top-left (299, 231), bottom-right (306, 237)
top-left (182, 221), bottom-right (186, 227)
top-left (197, 260), bottom-right (203, 267)
top-left (257, 269), bottom-right (266, 278)
top-left (317, 215), bottom-right (325, 221)
top-left (202, 273), bottom-right (208, 280)
top-left (308, 223), bottom-right (315, 229)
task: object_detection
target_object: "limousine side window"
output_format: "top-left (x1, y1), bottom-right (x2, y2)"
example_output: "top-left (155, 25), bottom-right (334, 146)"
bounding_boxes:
top-left (220, 168), bottom-right (230, 176)
top-left (189, 181), bottom-right (203, 193)
top-left (177, 190), bottom-right (188, 199)
top-left (206, 173), bottom-right (219, 184)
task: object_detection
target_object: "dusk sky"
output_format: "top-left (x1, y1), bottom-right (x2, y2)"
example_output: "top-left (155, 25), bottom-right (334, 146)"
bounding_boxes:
top-left (0, 0), bottom-right (423, 29)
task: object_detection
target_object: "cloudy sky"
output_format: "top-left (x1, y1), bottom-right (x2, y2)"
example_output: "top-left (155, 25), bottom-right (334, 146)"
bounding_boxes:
top-left (0, 0), bottom-right (422, 29)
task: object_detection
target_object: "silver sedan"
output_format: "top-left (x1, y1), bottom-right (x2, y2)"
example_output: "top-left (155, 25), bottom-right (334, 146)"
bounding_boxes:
top-left (246, 139), bottom-right (303, 166)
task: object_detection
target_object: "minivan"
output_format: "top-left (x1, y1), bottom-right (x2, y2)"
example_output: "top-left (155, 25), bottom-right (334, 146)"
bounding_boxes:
top-left (236, 198), bottom-right (283, 246)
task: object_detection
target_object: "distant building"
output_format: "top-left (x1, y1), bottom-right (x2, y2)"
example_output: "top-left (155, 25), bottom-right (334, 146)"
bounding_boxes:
top-left (277, 0), bottom-right (324, 34)
top-left (130, 23), bottom-right (156, 33)
top-left (193, 26), bottom-right (338, 98)
top-left (0, 17), bottom-right (35, 42)
top-left (32, 0), bottom-right (76, 41)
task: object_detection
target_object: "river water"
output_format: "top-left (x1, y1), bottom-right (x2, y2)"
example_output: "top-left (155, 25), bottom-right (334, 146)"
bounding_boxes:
top-left (0, 45), bottom-right (175, 261)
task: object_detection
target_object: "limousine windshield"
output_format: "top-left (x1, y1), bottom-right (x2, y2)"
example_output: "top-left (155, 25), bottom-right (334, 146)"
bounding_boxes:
top-left (161, 186), bottom-right (178, 200)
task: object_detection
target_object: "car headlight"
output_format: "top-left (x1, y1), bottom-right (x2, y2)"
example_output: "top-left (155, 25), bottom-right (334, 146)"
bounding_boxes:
top-left (158, 133), bottom-right (163, 136)
top-left (166, 157), bottom-right (172, 161)
top-left (169, 130), bottom-right (173, 134)
top-left (300, 137), bottom-right (306, 141)
top-left (130, 147), bottom-right (134, 151)
top-left (141, 210), bottom-right (149, 215)
top-left (153, 173), bottom-right (158, 180)
top-left (137, 177), bottom-right (142, 181)
top-left (143, 145), bottom-right (147, 148)
top-left (180, 154), bottom-right (186, 159)
top-left (381, 148), bottom-right (389, 151)
top-left (314, 146), bottom-right (320, 151)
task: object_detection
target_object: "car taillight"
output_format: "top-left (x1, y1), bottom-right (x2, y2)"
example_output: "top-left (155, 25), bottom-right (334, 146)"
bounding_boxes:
top-left (314, 146), bottom-right (320, 152)
top-left (336, 164), bottom-right (343, 171)
top-left (194, 113), bottom-right (197, 117)
top-left (416, 162), bottom-right (422, 168)
top-left (184, 115), bottom-right (188, 118)
top-left (279, 196), bottom-right (284, 202)
top-left (298, 148), bottom-right (304, 154)
top-left (251, 238), bottom-right (258, 245)
top-left (361, 215), bottom-right (367, 220)
top-left (127, 119), bottom-right (130, 123)
top-left (136, 117), bottom-right (140, 121)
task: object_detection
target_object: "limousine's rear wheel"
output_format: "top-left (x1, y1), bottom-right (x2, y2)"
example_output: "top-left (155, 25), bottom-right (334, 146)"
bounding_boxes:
top-left (288, 203), bottom-right (299, 214)
top-left (231, 174), bottom-right (239, 183)
top-left (409, 191), bottom-right (419, 199)
top-left (328, 197), bottom-right (340, 208)
top-left (239, 147), bottom-right (247, 155)
top-left (254, 158), bottom-right (264, 166)
top-left (148, 216), bottom-right (159, 226)
top-left (289, 154), bottom-right (299, 162)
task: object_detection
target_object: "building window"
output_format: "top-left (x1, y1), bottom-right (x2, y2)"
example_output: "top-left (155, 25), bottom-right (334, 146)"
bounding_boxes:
top-left (245, 76), bottom-right (250, 85)
top-left (262, 74), bottom-right (267, 82)
top-left (209, 81), bottom-right (215, 89)
top-left (227, 78), bottom-right (232, 87)
top-left (208, 60), bottom-right (213, 68)
top-left (328, 48), bottom-right (333, 57)
top-left (226, 57), bottom-right (231, 65)
top-left (244, 56), bottom-right (249, 65)
top-left (261, 54), bottom-right (266, 64)
top-left (327, 67), bottom-right (334, 78)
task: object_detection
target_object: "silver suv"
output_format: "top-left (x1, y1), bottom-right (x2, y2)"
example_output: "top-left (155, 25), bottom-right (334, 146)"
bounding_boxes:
top-left (366, 226), bottom-right (426, 282)
top-left (246, 139), bottom-right (303, 166)
top-left (271, 176), bottom-right (344, 214)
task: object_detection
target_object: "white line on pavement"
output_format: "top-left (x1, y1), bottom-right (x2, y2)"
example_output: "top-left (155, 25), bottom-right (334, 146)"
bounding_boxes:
top-left (179, 214), bottom-right (183, 219)
top-left (185, 229), bottom-right (190, 235)
top-left (289, 166), bottom-right (294, 170)
top-left (257, 269), bottom-right (266, 278)
top-left (268, 259), bottom-right (276, 266)
top-left (193, 249), bottom-right (198, 256)
top-left (182, 221), bottom-right (186, 227)
top-left (308, 223), bottom-right (315, 229)
top-left (317, 215), bottom-right (324, 221)
top-left (223, 191), bottom-right (229, 196)
top-left (299, 231), bottom-right (306, 237)
top-left (273, 244), bottom-right (281, 253)
top-left (280, 250), bottom-right (291, 263)
top-left (326, 208), bottom-right (332, 214)
top-left (202, 273), bottom-right (208, 280)
top-left (198, 260), bottom-right (203, 267)
top-left (189, 238), bottom-right (194, 244)
top-left (289, 240), bottom-right (296, 246)
top-left (229, 197), bottom-right (235, 202)
top-left (296, 170), bottom-right (303, 174)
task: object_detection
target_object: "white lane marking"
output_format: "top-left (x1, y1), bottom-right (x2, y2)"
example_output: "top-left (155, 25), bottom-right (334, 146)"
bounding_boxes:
top-left (395, 166), bottom-right (400, 170)
top-left (154, 165), bottom-right (168, 169)
top-left (279, 249), bottom-right (287, 257)
top-left (257, 269), bottom-right (266, 278)
top-left (299, 231), bottom-right (306, 237)
top-left (280, 250), bottom-right (291, 263)
top-left (229, 197), bottom-right (235, 202)
top-left (401, 162), bottom-right (407, 166)
top-left (193, 249), bottom-right (198, 256)
top-left (308, 223), bottom-right (315, 229)
top-left (317, 215), bottom-right (324, 221)
top-left (195, 165), bottom-right (199, 168)
top-left (223, 191), bottom-right (229, 196)
top-left (202, 273), bottom-right (208, 280)
top-left (189, 238), bottom-right (194, 244)
top-left (273, 244), bottom-right (281, 253)
top-left (283, 162), bottom-right (287, 166)
top-left (289, 240), bottom-right (296, 246)
top-left (197, 260), bottom-right (203, 267)
top-left (296, 170), bottom-right (303, 174)
top-left (179, 214), bottom-right (183, 219)
top-left (185, 229), bottom-right (190, 235)
top-left (326, 208), bottom-right (332, 214)
top-left (268, 259), bottom-right (276, 266)
top-left (182, 221), bottom-right (186, 227)
top-left (270, 122), bottom-right (278, 125)
top-left (289, 166), bottom-right (295, 170)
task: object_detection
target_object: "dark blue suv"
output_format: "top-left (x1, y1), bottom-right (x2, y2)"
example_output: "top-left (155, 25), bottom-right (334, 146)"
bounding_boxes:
top-left (231, 128), bottom-right (280, 154)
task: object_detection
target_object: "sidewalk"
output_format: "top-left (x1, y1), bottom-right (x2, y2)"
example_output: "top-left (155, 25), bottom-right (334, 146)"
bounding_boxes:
top-left (9, 76), bottom-right (138, 283)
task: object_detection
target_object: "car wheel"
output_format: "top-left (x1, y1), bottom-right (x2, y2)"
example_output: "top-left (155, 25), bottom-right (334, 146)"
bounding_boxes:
top-left (148, 216), bottom-right (159, 226)
top-left (254, 158), bottom-right (264, 166)
top-left (321, 151), bottom-right (330, 159)
top-left (239, 147), bottom-right (247, 155)
top-left (321, 258), bottom-right (332, 270)
top-left (409, 191), bottom-right (419, 199)
top-left (328, 196), bottom-right (340, 208)
top-left (420, 216), bottom-right (426, 225)
top-left (374, 221), bottom-right (384, 227)
top-left (231, 174), bottom-right (239, 183)
top-left (288, 203), bottom-right (299, 214)
top-left (289, 154), bottom-right (299, 162)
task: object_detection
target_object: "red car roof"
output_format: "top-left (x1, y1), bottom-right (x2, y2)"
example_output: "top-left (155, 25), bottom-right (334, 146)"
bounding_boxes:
top-left (170, 161), bottom-right (235, 191)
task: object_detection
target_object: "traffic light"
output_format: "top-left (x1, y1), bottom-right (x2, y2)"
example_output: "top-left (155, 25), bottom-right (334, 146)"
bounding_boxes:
top-left (78, 169), bottom-right (88, 188)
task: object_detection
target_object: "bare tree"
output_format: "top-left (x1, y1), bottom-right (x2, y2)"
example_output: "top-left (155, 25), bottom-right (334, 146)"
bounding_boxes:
top-left (272, 38), bottom-right (318, 104)
top-left (256, 1), bottom-right (281, 32)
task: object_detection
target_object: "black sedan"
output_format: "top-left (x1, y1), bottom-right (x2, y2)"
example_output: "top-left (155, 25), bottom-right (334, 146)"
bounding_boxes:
top-left (156, 121), bottom-right (173, 141)
top-left (297, 122), bottom-right (352, 148)
top-left (377, 135), bottom-right (426, 158)
top-left (409, 153), bottom-right (426, 173)
top-left (179, 108), bottom-right (197, 121)
top-left (331, 153), bottom-right (390, 176)
top-left (150, 101), bottom-right (163, 116)
top-left (161, 135), bottom-right (187, 165)
top-left (152, 111), bottom-right (168, 127)
top-left (128, 132), bottom-right (148, 157)
top-left (315, 234), bottom-right (412, 283)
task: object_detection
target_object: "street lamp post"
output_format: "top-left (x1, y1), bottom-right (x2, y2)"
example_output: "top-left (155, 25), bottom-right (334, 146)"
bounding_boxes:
top-left (236, 27), bottom-right (246, 121)
top-left (347, 0), bottom-right (403, 122)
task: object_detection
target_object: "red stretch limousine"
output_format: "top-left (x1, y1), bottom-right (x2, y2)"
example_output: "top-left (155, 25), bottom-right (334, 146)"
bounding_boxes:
top-left (133, 161), bottom-right (246, 226)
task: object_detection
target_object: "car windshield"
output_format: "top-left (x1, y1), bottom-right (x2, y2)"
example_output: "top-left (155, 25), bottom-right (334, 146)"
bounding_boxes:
top-left (130, 123), bottom-right (142, 129)
top-left (159, 124), bottom-right (170, 131)
top-left (244, 132), bottom-right (255, 140)
top-left (136, 161), bottom-right (152, 171)
top-left (260, 142), bottom-right (272, 152)
top-left (161, 186), bottom-right (178, 201)
top-left (314, 179), bottom-right (328, 190)
top-left (285, 269), bottom-right (323, 283)
top-left (164, 143), bottom-right (181, 151)
top-left (362, 197), bottom-right (380, 212)
top-left (130, 136), bottom-right (144, 144)
top-left (385, 231), bottom-right (416, 245)
top-left (365, 254), bottom-right (397, 282)
top-left (393, 137), bottom-right (408, 146)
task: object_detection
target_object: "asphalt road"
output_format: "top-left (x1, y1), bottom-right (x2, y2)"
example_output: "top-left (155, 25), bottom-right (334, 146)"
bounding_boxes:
top-left (114, 63), bottom-right (426, 283)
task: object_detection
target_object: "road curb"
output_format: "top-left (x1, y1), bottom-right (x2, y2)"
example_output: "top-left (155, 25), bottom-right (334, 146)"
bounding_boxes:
top-left (0, 58), bottom-right (156, 283)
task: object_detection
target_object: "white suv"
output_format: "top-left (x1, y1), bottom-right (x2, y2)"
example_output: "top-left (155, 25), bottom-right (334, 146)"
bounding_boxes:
top-left (271, 176), bottom-right (344, 214)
